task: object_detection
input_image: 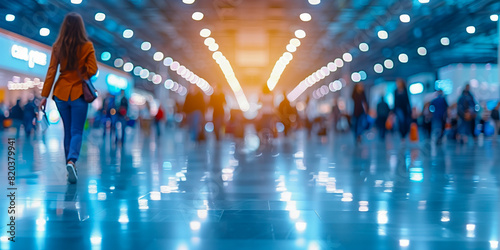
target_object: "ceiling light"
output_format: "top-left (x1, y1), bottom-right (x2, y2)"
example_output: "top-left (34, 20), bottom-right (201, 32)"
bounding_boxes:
top-left (183, 0), bottom-right (195, 4)
top-left (300, 13), bottom-right (312, 22)
top-left (163, 57), bottom-right (173, 66)
top-left (398, 53), bottom-right (409, 63)
top-left (466, 26), bottom-right (475, 34)
top-left (351, 72), bottom-right (361, 82)
top-left (491, 14), bottom-right (499, 22)
top-left (295, 29), bottom-right (306, 39)
top-left (440, 37), bottom-right (450, 46)
top-left (327, 62), bottom-right (337, 72)
top-left (334, 58), bottom-right (344, 68)
top-left (123, 29), bottom-right (133, 38)
top-left (200, 28), bottom-right (211, 37)
top-left (204, 37), bottom-right (215, 46)
top-left (170, 61), bottom-right (180, 71)
top-left (400, 14), bottom-right (410, 23)
top-left (418, 0), bottom-right (429, 3)
top-left (123, 62), bottom-right (134, 72)
top-left (39, 28), bottom-right (50, 37)
top-left (133, 66), bottom-right (142, 76)
top-left (286, 44), bottom-right (297, 53)
top-left (192, 12), bottom-right (204, 21)
top-left (359, 43), bottom-right (369, 52)
top-left (308, 0), bottom-right (320, 5)
top-left (71, 0), bottom-right (82, 4)
top-left (374, 64), bottom-right (384, 73)
top-left (153, 52), bottom-right (164, 61)
top-left (342, 52), bottom-right (353, 62)
top-left (384, 59), bottom-right (394, 69)
top-left (5, 14), bottom-right (15, 22)
top-left (95, 12), bottom-right (105, 21)
top-left (290, 38), bottom-right (301, 47)
top-left (141, 41), bottom-right (151, 51)
top-left (417, 47), bottom-right (427, 56)
top-left (114, 58), bottom-right (124, 68)
top-left (378, 30), bottom-right (388, 40)
top-left (100, 52), bottom-right (111, 61)
top-left (359, 71), bottom-right (367, 80)
top-left (208, 43), bottom-right (219, 52)
top-left (140, 69), bottom-right (149, 79)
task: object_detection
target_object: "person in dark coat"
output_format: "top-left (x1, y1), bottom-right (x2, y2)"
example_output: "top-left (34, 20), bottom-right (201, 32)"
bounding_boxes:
top-left (430, 90), bottom-right (448, 144)
top-left (208, 84), bottom-right (226, 141)
top-left (278, 91), bottom-right (298, 137)
top-left (351, 83), bottom-right (369, 144)
top-left (10, 99), bottom-right (24, 138)
top-left (457, 84), bottom-right (476, 143)
top-left (183, 86), bottom-right (206, 141)
top-left (393, 79), bottom-right (412, 141)
top-left (23, 97), bottom-right (38, 138)
top-left (376, 96), bottom-right (390, 140)
top-left (115, 90), bottom-right (129, 143)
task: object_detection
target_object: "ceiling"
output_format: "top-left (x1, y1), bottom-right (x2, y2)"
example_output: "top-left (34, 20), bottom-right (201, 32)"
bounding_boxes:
top-left (0, 0), bottom-right (498, 100)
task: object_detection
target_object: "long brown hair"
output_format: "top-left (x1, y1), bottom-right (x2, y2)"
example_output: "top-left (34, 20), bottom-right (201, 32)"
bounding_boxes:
top-left (53, 12), bottom-right (89, 70)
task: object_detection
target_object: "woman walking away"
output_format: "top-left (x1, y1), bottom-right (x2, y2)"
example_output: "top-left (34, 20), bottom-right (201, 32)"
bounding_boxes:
top-left (393, 79), bottom-right (412, 142)
top-left (39, 13), bottom-right (98, 184)
top-left (351, 83), bottom-right (369, 144)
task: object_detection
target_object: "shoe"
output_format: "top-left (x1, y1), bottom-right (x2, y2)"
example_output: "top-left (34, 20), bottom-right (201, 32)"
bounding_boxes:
top-left (66, 161), bottom-right (78, 184)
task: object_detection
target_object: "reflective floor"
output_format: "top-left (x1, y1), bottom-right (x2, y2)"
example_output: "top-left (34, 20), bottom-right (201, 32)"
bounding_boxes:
top-left (1, 126), bottom-right (500, 250)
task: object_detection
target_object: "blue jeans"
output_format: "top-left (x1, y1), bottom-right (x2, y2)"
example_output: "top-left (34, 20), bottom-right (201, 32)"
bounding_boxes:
top-left (187, 111), bottom-right (202, 141)
top-left (395, 109), bottom-right (411, 138)
top-left (55, 96), bottom-right (88, 162)
top-left (352, 114), bottom-right (366, 139)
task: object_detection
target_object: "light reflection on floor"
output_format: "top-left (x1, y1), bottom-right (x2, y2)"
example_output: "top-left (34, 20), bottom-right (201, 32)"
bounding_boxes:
top-left (0, 125), bottom-right (499, 249)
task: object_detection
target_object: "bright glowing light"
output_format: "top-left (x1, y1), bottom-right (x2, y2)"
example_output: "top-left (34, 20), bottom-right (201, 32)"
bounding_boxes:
top-left (377, 211), bottom-right (388, 224)
top-left (208, 43), bottom-right (219, 52)
top-left (398, 53), bottom-right (409, 63)
top-left (490, 241), bottom-right (499, 249)
top-left (152, 74), bottom-right (162, 84)
top-left (133, 66), bottom-right (142, 76)
top-left (90, 236), bottom-right (102, 245)
top-left (334, 58), bottom-right (344, 68)
top-left (183, 0), bottom-right (195, 4)
top-left (286, 44), bottom-right (297, 53)
top-left (378, 30), bottom-right (388, 39)
top-left (101, 52), bottom-right (111, 61)
top-left (359, 43), bottom-right (369, 52)
top-left (359, 71), bottom-right (367, 80)
top-left (123, 29), bottom-right (134, 38)
top-left (441, 37), bottom-right (450, 46)
top-left (153, 52), bottom-right (164, 61)
top-left (418, 0), bottom-right (429, 3)
top-left (95, 12), bottom-right (105, 21)
top-left (295, 29), bottom-right (306, 39)
top-left (140, 69), bottom-right (149, 79)
top-left (466, 224), bottom-right (476, 231)
top-left (141, 41), bottom-right (151, 51)
top-left (374, 63), bottom-right (384, 73)
top-left (163, 57), bottom-right (173, 66)
top-left (384, 59), bottom-right (394, 69)
top-left (200, 28), bottom-right (211, 37)
top-left (290, 38), bottom-right (301, 47)
top-left (491, 14), bottom-right (499, 22)
top-left (300, 13), bottom-right (312, 22)
top-left (192, 12), bottom-right (204, 21)
top-left (204, 37), bottom-right (216, 46)
top-left (327, 62), bottom-right (337, 72)
top-left (190, 221), bottom-right (201, 231)
top-left (123, 62), bottom-right (134, 72)
top-left (399, 239), bottom-right (410, 247)
top-left (342, 52), bottom-right (353, 62)
top-left (308, 0), bottom-right (320, 5)
top-left (409, 82), bottom-right (424, 94)
top-left (417, 47), bottom-right (427, 56)
top-left (351, 72), bottom-right (361, 82)
top-left (164, 79), bottom-right (174, 89)
top-left (400, 14), bottom-right (411, 23)
top-left (114, 58), bottom-right (124, 68)
top-left (295, 222), bottom-right (307, 231)
top-left (71, 0), bottom-right (82, 4)
top-left (466, 26), bottom-right (476, 34)
top-left (39, 28), bottom-right (50, 37)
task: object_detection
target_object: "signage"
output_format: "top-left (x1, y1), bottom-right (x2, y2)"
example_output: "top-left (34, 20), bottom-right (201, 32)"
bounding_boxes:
top-left (11, 44), bottom-right (47, 68)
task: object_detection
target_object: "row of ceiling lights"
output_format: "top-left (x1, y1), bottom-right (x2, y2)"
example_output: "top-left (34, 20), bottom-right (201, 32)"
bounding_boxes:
top-left (267, 36), bottom-right (304, 91)
top-left (288, 0), bottom-right (499, 102)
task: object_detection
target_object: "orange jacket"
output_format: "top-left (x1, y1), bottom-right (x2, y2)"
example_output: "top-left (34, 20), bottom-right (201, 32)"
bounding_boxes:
top-left (41, 41), bottom-right (98, 101)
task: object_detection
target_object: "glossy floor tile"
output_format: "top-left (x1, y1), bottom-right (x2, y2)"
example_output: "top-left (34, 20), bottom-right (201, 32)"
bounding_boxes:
top-left (0, 126), bottom-right (499, 250)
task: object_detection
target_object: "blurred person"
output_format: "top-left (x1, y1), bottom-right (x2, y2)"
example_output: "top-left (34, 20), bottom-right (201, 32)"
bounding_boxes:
top-left (304, 96), bottom-right (318, 135)
top-left (39, 12), bottom-right (98, 184)
top-left (115, 90), bottom-right (129, 143)
top-left (351, 83), bottom-right (369, 144)
top-left (10, 99), bottom-right (24, 138)
top-left (421, 103), bottom-right (432, 139)
top-left (258, 85), bottom-right (276, 139)
top-left (101, 93), bottom-right (117, 139)
top-left (491, 102), bottom-right (500, 140)
top-left (457, 84), bottom-right (477, 143)
top-left (393, 79), bottom-right (412, 141)
top-left (278, 91), bottom-right (298, 137)
top-left (376, 96), bottom-right (390, 140)
top-left (23, 97), bottom-right (37, 138)
top-left (155, 104), bottom-right (165, 136)
top-left (208, 84), bottom-right (226, 141)
top-left (430, 90), bottom-right (448, 144)
top-left (140, 101), bottom-right (152, 137)
top-left (331, 98), bottom-right (341, 133)
top-left (183, 85), bottom-right (206, 141)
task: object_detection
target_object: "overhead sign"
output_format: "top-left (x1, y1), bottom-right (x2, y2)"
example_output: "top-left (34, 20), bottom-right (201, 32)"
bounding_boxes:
top-left (11, 44), bottom-right (47, 68)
